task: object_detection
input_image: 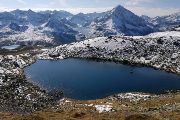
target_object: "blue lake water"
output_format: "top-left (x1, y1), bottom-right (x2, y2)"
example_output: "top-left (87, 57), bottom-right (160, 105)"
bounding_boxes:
top-left (1, 45), bottom-right (20, 50)
top-left (25, 59), bottom-right (180, 100)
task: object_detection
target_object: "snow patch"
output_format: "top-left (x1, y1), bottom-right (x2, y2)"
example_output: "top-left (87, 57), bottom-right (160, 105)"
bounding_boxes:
top-left (94, 105), bottom-right (113, 113)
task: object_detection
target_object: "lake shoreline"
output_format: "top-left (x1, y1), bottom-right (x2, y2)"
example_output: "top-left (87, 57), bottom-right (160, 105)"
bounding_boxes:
top-left (0, 45), bottom-right (179, 119)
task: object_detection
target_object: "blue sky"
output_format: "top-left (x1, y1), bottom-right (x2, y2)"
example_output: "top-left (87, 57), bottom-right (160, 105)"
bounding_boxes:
top-left (0, 0), bottom-right (180, 17)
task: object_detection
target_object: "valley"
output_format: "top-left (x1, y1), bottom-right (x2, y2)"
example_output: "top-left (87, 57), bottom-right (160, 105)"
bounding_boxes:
top-left (0, 4), bottom-right (180, 120)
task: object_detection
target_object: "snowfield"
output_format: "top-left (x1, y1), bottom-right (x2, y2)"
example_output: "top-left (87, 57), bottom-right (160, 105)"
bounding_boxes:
top-left (146, 31), bottom-right (180, 38)
top-left (0, 25), bottom-right (54, 45)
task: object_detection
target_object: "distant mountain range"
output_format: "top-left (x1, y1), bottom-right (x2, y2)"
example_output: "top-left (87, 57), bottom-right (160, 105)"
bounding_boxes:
top-left (141, 12), bottom-right (180, 31)
top-left (0, 5), bottom-right (179, 46)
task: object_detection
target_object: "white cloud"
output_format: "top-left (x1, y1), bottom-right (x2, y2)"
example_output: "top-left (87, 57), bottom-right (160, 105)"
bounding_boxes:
top-left (16, 0), bottom-right (26, 5)
top-left (49, 0), bottom-right (68, 7)
top-left (59, 0), bottom-right (68, 7)
top-left (62, 7), bottom-right (113, 14)
top-left (0, 0), bottom-right (179, 17)
top-left (125, 0), bottom-right (154, 6)
top-left (5, 7), bottom-right (113, 14)
top-left (63, 6), bottom-right (180, 17)
top-left (127, 6), bottom-right (180, 17)
top-left (25, 0), bottom-right (69, 10)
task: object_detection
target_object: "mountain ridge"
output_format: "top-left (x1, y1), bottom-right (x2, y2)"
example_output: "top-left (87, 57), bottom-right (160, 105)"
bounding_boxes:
top-left (0, 5), bottom-right (179, 46)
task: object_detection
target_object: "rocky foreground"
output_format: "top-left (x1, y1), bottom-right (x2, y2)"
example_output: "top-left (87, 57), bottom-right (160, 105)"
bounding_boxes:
top-left (0, 48), bottom-right (52, 113)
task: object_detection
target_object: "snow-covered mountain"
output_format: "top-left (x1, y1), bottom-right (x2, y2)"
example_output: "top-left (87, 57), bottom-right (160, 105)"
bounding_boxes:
top-left (1, 9), bottom-right (73, 26)
top-left (70, 12), bottom-right (105, 27)
top-left (0, 10), bottom-right (79, 46)
top-left (0, 5), bottom-right (179, 46)
top-left (0, 24), bottom-right (54, 46)
top-left (40, 10), bottom-right (73, 20)
top-left (142, 12), bottom-right (180, 31)
top-left (88, 5), bottom-right (153, 37)
top-left (43, 17), bottom-right (79, 44)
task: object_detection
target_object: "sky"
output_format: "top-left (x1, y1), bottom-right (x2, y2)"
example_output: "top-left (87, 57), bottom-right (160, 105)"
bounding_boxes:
top-left (0, 0), bottom-right (180, 17)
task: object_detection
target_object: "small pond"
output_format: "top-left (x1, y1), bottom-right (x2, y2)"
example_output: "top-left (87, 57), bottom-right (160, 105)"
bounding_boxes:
top-left (1, 45), bottom-right (20, 50)
top-left (25, 59), bottom-right (180, 100)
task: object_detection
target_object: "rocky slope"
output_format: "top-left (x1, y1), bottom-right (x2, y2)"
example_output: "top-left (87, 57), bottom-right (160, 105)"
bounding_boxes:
top-left (0, 49), bottom-right (52, 113)
top-left (40, 31), bottom-right (180, 74)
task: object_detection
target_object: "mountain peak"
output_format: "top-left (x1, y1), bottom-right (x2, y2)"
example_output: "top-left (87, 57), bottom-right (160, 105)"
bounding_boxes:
top-left (114, 5), bottom-right (125, 9)
top-left (112, 5), bottom-right (126, 12)
top-left (12, 9), bottom-right (25, 14)
top-left (110, 4), bottom-right (134, 17)
top-left (13, 9), bottom-right (22, 12)
top-left (91, 5), bottom-right (153, 36)
top-left (27, 9), bottom-right (35, 14)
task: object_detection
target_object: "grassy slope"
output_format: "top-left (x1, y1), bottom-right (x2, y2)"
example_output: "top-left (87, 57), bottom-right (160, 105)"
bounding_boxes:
top-left (0, 92), bottom-right (179, 120)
